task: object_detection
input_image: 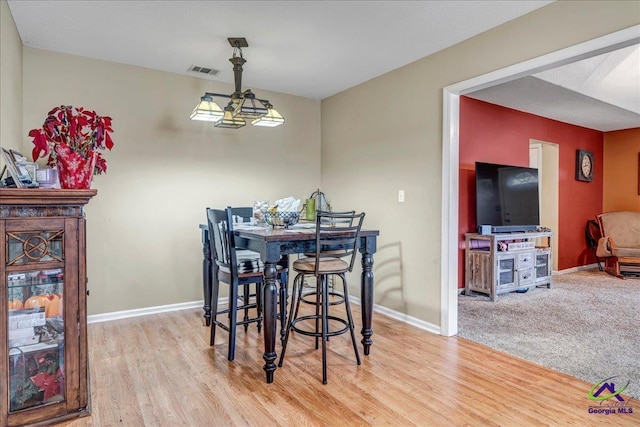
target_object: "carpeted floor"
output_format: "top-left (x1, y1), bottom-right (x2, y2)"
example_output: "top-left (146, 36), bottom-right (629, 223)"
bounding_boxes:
top-left (458, 269), bottom-right (640, 399)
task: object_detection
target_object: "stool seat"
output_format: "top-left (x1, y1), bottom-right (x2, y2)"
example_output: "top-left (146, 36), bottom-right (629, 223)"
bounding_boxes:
top-left (303, 249), bottom-right (349, 257)
top-left (292, 257), bottom-right (349, 274)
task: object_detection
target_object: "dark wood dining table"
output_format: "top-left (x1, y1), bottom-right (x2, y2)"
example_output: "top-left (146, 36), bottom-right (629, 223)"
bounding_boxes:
top-left (200, 223), bottom-right (379, 383)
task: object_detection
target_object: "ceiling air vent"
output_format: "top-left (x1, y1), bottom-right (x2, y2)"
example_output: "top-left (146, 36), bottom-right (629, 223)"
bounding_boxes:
top-left (188, 65), bottom-right (220, 76)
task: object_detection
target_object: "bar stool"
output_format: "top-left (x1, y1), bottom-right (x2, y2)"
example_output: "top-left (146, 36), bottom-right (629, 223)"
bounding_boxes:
top-left (299, 210), bottom-right (355, 308)
top-left (278, 210), bottom-right (365, 384)
top-left (206, 207), bottom-right (288, 361)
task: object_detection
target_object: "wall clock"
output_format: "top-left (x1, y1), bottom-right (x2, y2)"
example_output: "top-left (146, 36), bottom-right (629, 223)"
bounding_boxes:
top-left (576, 149), bottom-right (594, 182)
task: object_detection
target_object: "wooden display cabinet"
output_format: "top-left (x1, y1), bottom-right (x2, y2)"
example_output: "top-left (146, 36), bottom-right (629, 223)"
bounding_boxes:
top-left (1, 189), bottom-right (96, 426)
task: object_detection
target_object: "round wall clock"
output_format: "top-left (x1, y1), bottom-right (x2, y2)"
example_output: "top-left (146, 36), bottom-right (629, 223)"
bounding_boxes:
top-left (576, 149), bottom-right (594, 182)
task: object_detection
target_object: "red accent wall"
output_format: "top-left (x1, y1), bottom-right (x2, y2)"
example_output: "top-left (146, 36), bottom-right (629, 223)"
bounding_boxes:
top-left (459, 96), bottom-right (603, 288)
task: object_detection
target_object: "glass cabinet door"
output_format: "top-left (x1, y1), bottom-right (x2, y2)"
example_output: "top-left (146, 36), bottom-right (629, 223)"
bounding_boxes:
top-left (6, 230), bottom-right (66, 412)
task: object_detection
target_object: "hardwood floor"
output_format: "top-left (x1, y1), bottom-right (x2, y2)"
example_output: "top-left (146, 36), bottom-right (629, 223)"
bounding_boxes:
top-left (57, 305), bottom-right (638, 426)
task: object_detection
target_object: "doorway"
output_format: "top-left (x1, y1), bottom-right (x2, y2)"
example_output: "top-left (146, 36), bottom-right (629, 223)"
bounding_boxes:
top-left (440, 25), bottom-right (640, 337)
top-left (529, 140), bottom-right (559, 271)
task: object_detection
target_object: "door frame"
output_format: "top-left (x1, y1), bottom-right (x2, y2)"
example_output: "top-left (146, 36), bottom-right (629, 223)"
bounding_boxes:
top-left (440, 25), bottom-right (640, 337)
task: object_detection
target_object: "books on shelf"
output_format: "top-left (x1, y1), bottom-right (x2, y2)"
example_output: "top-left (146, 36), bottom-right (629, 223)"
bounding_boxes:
top-left (506, 241), bottom-right (535, 251)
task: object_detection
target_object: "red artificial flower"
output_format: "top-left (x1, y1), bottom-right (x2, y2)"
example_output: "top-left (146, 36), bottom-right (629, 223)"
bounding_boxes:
top-left (95, 152), bottom-right (107, 174)
top-left (30, 371), bottom-right (61, 401)
top-left (28, 105), bottom-right (115, 175)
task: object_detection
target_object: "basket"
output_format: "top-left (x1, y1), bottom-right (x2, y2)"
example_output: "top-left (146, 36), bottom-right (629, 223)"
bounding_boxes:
top-left (265, 211), bottom-right (300, 228)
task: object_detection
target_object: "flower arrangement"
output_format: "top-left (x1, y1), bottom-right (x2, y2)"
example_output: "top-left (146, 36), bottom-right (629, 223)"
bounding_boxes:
top-left (29, 105), bottom-right (114, 176)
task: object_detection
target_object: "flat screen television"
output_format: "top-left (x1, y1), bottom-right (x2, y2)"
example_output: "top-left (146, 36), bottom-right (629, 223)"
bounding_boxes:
top-left (475, 161), bottom-right (540, 233)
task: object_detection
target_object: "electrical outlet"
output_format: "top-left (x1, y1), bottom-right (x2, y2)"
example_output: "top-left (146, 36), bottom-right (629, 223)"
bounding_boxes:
top-left (398, 190), bottom-right (405, 202)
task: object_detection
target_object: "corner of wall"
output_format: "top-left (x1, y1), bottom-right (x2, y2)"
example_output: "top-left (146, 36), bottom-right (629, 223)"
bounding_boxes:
top-left (0, 0), bottom-right (24, 155)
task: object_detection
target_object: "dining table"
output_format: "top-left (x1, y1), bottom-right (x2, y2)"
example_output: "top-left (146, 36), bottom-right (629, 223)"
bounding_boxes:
top-left (199, 221), bottom-right (380, 383)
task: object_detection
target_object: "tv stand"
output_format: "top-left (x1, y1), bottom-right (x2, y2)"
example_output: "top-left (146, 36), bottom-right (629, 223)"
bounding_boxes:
top-left (465, 230), bottom-right (553, 301)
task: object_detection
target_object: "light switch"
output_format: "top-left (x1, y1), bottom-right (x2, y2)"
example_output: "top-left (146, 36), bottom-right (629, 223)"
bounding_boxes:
top-left (398, 190), bottom-right (405, 203)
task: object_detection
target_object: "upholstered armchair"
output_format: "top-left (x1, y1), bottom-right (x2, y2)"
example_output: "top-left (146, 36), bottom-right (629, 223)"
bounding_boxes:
top-left (596, 211), bottom-right (640, 278)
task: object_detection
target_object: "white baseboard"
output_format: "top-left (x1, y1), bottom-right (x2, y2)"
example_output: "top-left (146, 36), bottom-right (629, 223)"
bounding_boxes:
top-left (88, 300), bottom-right (205, 324)
top-left (555, 263), bottom-right (600, 275)
top-left (87, 294), bottom-right (441, 336)
top-left (350, 296), bottom-right (441, 335)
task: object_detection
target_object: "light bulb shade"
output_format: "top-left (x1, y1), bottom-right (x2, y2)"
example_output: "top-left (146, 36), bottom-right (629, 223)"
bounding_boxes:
top-left (251, 107), bottom-right (285, 127)
top-left (215, 109), bottom-right (246, 128)
top-left (234, 93), bottom-right (268, 119)
top-left (190, 97), bottom-right (224, 122)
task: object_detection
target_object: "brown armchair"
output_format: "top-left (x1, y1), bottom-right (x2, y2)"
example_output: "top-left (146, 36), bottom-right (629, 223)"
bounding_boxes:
top-left (596, 211), bottom-right (640, 278)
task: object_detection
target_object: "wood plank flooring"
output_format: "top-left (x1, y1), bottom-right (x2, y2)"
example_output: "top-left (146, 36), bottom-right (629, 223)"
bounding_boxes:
top-left (57, 305), bottom-right (638, 426)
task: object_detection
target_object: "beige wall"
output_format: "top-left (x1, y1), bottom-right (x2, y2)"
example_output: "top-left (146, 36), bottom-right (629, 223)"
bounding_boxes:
top-left (22, 48), bottom-right (321, 315)
top-left (603, 128), bottom-right (640, 212)
top-left (321, 1), bottom-right (640, 325)
top-left (0, 0), bottom-right (23, 157)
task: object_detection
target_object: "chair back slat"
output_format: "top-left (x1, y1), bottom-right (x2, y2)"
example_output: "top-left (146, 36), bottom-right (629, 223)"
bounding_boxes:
top-left (206, 206), bottom-right (256, 278)
top-left (313, 210), bottom-right (365, 273)
top-left (224, 207), bottom-right (241, 278)
top-left (318, 210), bottom-right (355, 226)
top-left (207, 208), bottom-right (231, 268)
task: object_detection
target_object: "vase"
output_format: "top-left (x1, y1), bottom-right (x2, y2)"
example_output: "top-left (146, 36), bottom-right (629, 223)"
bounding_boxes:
top-left (53, 143), bottom-right (96, 189)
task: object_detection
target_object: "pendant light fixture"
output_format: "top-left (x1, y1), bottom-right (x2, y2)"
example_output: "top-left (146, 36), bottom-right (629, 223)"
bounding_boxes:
top-left (190, 37), bottom-right (284, 128)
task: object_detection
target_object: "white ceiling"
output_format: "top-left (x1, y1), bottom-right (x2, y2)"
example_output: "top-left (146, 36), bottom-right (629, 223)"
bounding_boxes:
top-left (468, 44), bottom-right (640, 132)
top-left (7, 0), bottom-right (640, 131)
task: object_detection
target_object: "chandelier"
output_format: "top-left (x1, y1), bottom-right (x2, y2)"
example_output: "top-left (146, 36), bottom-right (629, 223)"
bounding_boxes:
top-left (190, 37), bottom-right (284, 129)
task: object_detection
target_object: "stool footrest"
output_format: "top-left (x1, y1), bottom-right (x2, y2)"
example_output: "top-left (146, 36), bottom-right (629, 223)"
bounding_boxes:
top-left (213, 316), bottom-right (263, 333)
top-left (300, 290), bottom-right (345, 306)
top-left (290, 314), bottom-right (350, 337)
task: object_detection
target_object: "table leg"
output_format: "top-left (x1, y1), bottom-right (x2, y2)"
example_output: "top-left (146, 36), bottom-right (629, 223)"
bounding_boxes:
top-left (202, 230), bottom-right (212, 326)
top-left (361, 251), bottom-right (374, 355)
top-left (262, 262), bottom-right (278, 383)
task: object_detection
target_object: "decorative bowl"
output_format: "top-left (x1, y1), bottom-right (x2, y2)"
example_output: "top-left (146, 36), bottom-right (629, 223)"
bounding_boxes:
top-left (265, 211), bottom-right (300, 228)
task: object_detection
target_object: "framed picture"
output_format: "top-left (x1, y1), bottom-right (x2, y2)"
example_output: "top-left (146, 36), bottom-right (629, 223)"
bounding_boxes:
top-left (2, 148), bottom-right (24, 188)
top-left (1, 148), bottom-right (35, 188)
top-left (9, 150), bottom-right (24, 162)
top-left (10, 150), bottom-right (35, 178)
top-left (576, 149), bottom-right (594, 182)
